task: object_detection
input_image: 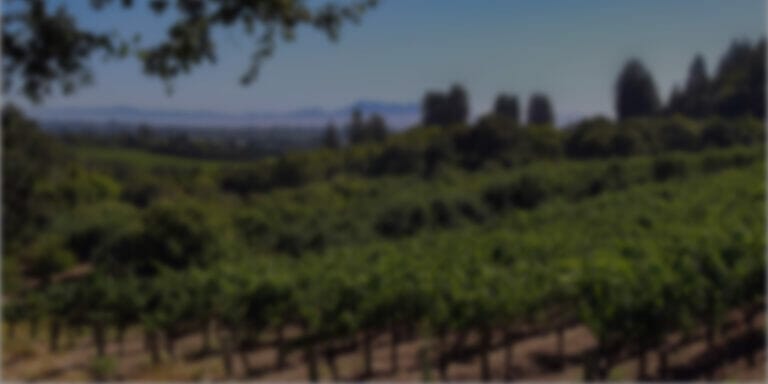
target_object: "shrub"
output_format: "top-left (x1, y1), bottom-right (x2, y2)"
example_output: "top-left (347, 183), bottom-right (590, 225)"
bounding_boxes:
top-left (233, 210), bottom-right (271, 247)
top-left (274, 231), bottom-right (304, 257)
top-left (219, 167), bottom-right (270, 196)
top-left (510, 174), bottom-right (548, 209)
top-left (368, 145), bottom-right (422, 176)
top-left (482, 174), bottom-right (548, 211)
top-left (565, 117), bottom-right (617, 158)
top-left (90, 356), bottom-right (117, 381)
top-left (375, 204), bottom-right (425, 238)
top-left (612, 127), bottom-right (648, 156)
top-left (700, 148), bottom-right (761, 173)
top-left (270, 157), bottom-right (307, 188)
top-left (658, 116), bottom-right (701, 151)
top-left (522, 124), bottom-right (563, 158)
top-left (582, 162), bottom-right (631, 197)
top-left (482, 183), bottom-right (511, 211)
top-left (653, 156), bottom-right (689, 181)
top-left (455, 117), bottom-right (516, 169)
top-left (430, 199), bottom-right (454, 228)
top-left (457, 199), bottom-right (485, 223)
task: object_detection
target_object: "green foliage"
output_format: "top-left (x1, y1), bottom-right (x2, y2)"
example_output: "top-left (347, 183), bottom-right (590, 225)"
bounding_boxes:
top-left (615, 59), bottom-right (661, 120)
top-left (34, 167), bottom-right (121, 208)
top-left (493, 93), bottom-right (521, 124)
top-left (348, 110), bottom-right (389, 144)
top-left (270, 157), bottom-right (308, 188)
top-left (565, 117), bottom-right (617, 158)
top-left (368, 144), bottom-right (421, 175)
top-left (3, 102), bottom-right (764, 381)
top-left (2, 105), bottom-right (69, 248)
top-left (702, 117), bottom-right (765, 148)
top-left (89, 356), bottom-right (118, 381)
top-left (3, 0), bottom-right (379, 101)
top-left (667, 38), bottom-right (765, 119)
top-left (422, 84), bottom-right (469, 126)
top-left (527, 93), bottom-right (555, 125)
top-left (24, 235), bottom-right (77, 286)
top-left (140, 200), bottom-right (231, 271)
top-left (375, 203), bottom-right (425, 238)
top-left (653, 155), bottom-right (689, 181)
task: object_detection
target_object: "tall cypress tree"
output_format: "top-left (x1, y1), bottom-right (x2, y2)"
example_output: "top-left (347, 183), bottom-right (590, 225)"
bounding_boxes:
top-left (615, 59), bottom-right (661, 120)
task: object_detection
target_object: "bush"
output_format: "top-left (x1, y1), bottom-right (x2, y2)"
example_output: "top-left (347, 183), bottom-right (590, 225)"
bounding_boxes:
top-left (653, 156), bottom-right (689, 181)
top-left (368, 145), bottom-right (422, 176)
top-left (455, 118), bottom-right (515, 169)
top-left (700, 147), bottom-right (761, 173)
top-left (658, 116), bottom-right (701, 151)
top-left (375, 204), bottom-right (425, 238)
top-left (457, 199), bottom-right (485, 223)
top-left (612, 127), bottom-right (648, 156)
top-left (482, 174), bottom-right (548, 211)
top-left (274, 231), bottom-right (304, 257)
top-left (422, 136), bottom-right (454, 178)
top-left (565, 117), bottom-right (617, 158)
top-left (510, 174), bottom-right (548, 209)
top-left (483, 183), bottom-right (511, 211)
top-left (219, 167), bottom-right (270, 196)
top-left (270, 157), bottom-right (307, 188)
top-left (430, 199), bottom-right (454, 227)
top-left (581, 162), bottom-right (633, 198)
top-left (90, 356), bottom-right (117, 381)
top-left (233, 210), bottom-right (271, 247)
top-left (522, 124), bottom-right (563, 159)
top-left (701, 118), bottom-right (763, 148)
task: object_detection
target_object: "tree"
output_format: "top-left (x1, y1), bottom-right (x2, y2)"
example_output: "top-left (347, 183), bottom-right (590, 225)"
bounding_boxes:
top-left (347, 108), bottom-right (366, 144)
top-left (667, 54), bottom-right (712, 117)
top-left (711, 39), bottom-right (765, 118)
top-left (3, 0), bottom-right (379, 102)
top-left (527, 93), bottom-right (554, 125)
top-left (684, 55), bottom-right (711, 116)
top-left (422, 84), bottom-right (469, 126)
top-left (494, 94), bottom-right (520, 124)
top-left (348, 110), bottom-right (388, 144)
top-left (2, 105), bottom-right (67, 250)
top-left (615, 59), bottom-right (661, 120)
top-left (24, 235), bottom-right (76, 288)
top-left (322, 122), bottom-right (340, 149)
top-left (365, 113), bottom-right (389, 142)
top-left (447, 84), bottom-right (469, 125)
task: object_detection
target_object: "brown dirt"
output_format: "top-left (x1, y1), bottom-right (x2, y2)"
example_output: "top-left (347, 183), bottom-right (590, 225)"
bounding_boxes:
top-left (3, 310), bottom-right (765, 381)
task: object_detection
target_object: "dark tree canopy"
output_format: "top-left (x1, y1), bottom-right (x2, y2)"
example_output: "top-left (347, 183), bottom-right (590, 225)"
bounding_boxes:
top-left (2, 0), bottom-right (378, 102)
top-left (665, 39), bottom-right (764, 119)
top-left (365, 113), bottom-right (389, 142)
top-left (347, 109), bottom-right (388, 144)
top-left (527, 93), bottom-right (554, 125)
top-left (686, 55), bottom-right (709, 95)
top-left (615, 59), bottom-right (661, 120)
top-left (2, 105), bottom-right (67, 248)
top-left (711, 39), bottom-right (765, 118)
top-left (422, 84), bottom-right (469, 126)
top-left (322, 122), bottom-right (340, 149)
top-left (493, 93), bottom-right (520, 124)
top-left (667, 55), bottom-right (711, 117)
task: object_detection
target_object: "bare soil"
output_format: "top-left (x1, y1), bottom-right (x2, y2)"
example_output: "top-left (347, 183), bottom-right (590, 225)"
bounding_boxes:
top-left (3, 309), bottom-right (765, 381)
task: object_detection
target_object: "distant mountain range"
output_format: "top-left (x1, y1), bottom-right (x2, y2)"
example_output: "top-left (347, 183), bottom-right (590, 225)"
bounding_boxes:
top-left (29, 101), bottom-right (421, 131)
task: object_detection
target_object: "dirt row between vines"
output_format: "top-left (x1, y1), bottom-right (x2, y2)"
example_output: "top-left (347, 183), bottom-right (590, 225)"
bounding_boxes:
top-left (3, 309), bottom-right (765, 381)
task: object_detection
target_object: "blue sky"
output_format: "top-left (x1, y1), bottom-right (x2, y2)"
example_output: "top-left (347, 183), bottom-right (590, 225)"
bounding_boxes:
top-left (12, 0), bottom-right (766, 120)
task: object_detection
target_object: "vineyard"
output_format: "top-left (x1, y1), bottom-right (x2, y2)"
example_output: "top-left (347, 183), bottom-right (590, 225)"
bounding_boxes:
top-left (3, 143), bottom-right (765, 381)
top-left (2, 3), bottom-right (765, 382)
